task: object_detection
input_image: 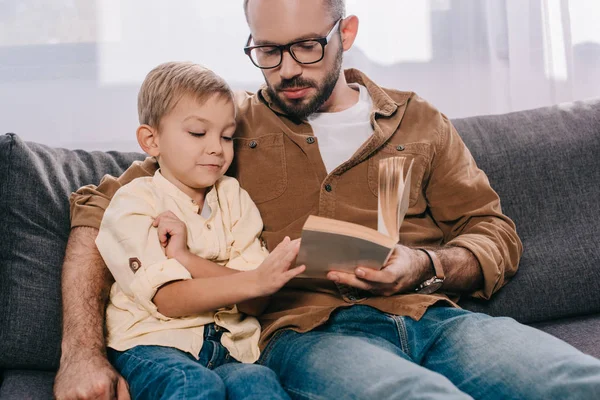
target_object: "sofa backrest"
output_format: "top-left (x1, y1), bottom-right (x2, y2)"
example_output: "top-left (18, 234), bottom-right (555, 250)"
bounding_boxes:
top-left (455, 99), bottom-right (600, 322)
top-left (1, 98), bottom-right (599, 371)
top-left (0, 133), bottom-right (145, 370)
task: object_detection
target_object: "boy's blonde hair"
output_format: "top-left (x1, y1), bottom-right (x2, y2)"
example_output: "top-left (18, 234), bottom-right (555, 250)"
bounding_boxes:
top-left (138, 61), bottom-right (234, 128)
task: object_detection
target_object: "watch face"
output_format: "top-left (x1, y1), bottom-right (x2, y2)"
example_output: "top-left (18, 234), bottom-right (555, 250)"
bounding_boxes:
top-left (416, 278), bottom-right (444, 295)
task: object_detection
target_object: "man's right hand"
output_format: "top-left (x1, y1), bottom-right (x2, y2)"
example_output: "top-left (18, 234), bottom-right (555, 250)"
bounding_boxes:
top-left (54, 352), bottom-right (130, 400)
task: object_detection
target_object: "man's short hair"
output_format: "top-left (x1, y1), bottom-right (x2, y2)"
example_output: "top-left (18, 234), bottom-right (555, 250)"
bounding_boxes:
top-left (243, 0), bottom-right (346, 23)
top-left (138, 61), bottom-right (233, 128)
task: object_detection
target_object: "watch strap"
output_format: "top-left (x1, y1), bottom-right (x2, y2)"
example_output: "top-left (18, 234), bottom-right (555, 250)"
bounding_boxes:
top-left (416, 248), bottom-right (445, 280)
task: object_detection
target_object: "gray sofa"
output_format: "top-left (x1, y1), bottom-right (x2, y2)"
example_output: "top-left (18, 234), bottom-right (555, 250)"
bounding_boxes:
top-left (1, 99), bottom-right (599, 399)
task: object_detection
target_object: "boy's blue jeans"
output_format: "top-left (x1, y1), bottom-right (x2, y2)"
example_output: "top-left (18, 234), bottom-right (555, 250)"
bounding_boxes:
top-left (259, 305), bottom-right (600, 400)
top-left (107, 323), bottom-right (289, 400)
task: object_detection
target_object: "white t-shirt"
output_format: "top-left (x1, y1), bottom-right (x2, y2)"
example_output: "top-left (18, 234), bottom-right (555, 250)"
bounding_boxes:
top-left (308, 84), bottom-right (374, 174)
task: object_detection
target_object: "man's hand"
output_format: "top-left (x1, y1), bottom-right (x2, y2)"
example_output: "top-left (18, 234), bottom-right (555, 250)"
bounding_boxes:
top-left (326, 244), bottom-right (431, 296)
top-left (153, 211), bottom-right (188, 259)
top-left (54, 352), bottom-right (129, 400)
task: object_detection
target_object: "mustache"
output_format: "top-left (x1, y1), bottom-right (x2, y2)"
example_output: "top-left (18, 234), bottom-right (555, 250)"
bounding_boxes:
top-left (276, 77), bottom-right (317, 91)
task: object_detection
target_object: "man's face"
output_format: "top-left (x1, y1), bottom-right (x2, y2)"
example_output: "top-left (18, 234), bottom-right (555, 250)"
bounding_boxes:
top-left (246, 0), bottom-right (344, 119)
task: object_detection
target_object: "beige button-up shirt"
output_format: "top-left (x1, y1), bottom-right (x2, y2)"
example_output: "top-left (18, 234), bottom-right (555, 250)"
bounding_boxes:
top-left (95, 170), bottom-right (267, 362)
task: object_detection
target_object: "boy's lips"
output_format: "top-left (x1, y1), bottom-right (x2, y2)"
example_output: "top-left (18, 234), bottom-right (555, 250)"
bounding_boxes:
top-left (198, 163), bottom-right (222, 170)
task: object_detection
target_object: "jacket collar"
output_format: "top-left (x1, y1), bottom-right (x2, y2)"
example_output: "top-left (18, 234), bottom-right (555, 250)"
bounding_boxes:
top-left (258, 68), bottom-right (408, 122)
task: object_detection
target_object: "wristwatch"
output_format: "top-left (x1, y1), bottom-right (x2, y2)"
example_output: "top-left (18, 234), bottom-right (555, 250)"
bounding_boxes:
top-left (414, 248), bottom-right (445, 294)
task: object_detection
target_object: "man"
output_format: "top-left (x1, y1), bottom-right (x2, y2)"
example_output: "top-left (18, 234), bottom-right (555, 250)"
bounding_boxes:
top-left (54, 0), bottom-right (600, 399)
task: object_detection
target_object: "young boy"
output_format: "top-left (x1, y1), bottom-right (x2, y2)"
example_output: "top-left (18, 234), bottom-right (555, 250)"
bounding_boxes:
top-left (95, 62), bottom-right (304, 399)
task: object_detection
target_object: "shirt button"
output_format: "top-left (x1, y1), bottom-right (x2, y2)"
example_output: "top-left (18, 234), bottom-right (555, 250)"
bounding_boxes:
top-left (206, 223), bottom-right (212, 230)
top-left (306, 137), bottom-right (315, 144)
top-left (249, 140), bottom-right (257, 148)
top-left (396, 145), bottom-right (405, 151)
top-left (324, 184), bottom-right (332, 192)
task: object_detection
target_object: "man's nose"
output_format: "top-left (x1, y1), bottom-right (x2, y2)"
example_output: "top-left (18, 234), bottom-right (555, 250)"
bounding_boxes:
top-left (279, 51), bottom-right (302, 81)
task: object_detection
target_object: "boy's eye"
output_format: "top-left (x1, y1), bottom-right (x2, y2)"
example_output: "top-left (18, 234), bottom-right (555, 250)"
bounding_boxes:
top-left (188, 132), bottom-right (205, 137)
top-left (222, 136), bottom-right (233, 141)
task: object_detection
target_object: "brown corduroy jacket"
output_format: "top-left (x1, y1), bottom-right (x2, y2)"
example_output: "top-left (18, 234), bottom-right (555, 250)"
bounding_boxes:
top-left (70, 69), bottom-right (522, 348)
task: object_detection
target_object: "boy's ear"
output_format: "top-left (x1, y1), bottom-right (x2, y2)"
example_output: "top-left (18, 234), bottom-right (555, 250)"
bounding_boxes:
top-left (136, 124), bottom-right (160, 157)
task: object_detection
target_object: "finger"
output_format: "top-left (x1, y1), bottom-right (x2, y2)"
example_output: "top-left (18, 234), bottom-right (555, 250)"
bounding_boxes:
top-left (355, 266), bottom-right (397, 284)
top-left (116, 376), bottom-right (131, 400)
top-left (285, 265), bottom-right (306, 279)
top-left (271, 236), bottom-right (291, 255)
top-left (157, 226), bottom-right (169, 246)
top-left (152, 215), bottom-right (161, 227)
top-left (327, 271), bottom-right (375, 291)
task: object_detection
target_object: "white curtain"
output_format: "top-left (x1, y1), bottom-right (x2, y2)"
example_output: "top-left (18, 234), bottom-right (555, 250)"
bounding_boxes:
top-left (0, 0), bottom-right (598, 150)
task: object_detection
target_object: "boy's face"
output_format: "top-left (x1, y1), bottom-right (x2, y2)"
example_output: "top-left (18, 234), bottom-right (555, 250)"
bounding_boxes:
top-left (155, 94), bottom-right (236, 194)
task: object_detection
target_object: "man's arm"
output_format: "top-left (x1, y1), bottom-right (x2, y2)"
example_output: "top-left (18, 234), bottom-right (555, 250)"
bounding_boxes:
top-left (53, 227), bottom-right (130, 400)
top-left (328, 107), bottom-right (521, 297)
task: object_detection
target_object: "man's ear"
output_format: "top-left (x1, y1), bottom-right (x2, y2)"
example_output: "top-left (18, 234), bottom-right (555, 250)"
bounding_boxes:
top-left (340, 15), bottom-right (359, 52)
top-left (136, 124), bottom-right (160, 157)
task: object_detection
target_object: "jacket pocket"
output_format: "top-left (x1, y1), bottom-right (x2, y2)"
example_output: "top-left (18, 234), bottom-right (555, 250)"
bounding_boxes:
top-left (233, 133), bottom-right (288, 204)
top-left (367, 142), bottom-right (431, 207)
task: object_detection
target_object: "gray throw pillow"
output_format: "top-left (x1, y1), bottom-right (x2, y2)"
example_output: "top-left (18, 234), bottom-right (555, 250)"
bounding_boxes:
top-left (0, 133), bottom-right (144, 370)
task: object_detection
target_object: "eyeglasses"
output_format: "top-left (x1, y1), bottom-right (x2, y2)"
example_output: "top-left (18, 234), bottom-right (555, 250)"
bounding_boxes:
top-left (244, 19), bottom-right (342, 69)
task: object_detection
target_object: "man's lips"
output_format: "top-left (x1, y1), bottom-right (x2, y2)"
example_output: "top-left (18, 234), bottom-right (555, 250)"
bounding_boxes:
top-left (280, 87), bottom-right (312, 100)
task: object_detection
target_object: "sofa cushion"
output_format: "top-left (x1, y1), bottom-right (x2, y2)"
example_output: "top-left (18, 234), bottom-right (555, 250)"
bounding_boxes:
top-left (0, 133), bottom-right (145, 370)
top-left (456, 99), bottom-right (600, 323)
top-left (532, 314), bottom-right (600, 359)
top-left (0, 370), bottom-right (55, 399)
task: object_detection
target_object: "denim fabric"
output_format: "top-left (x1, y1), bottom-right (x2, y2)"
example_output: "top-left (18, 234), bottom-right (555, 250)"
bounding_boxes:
top-left (260, 305), bottom-right (600, 400)
top-left (108, 324), bottom-right (289, 400)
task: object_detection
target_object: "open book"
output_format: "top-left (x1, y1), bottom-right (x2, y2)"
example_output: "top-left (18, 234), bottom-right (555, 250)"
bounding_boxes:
top-left (296, 157), bottom-right (414, 278)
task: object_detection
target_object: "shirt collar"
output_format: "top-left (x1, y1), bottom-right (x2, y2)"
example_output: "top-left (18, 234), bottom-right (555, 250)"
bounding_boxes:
top-left (152, 169), bottom-right (217, 210)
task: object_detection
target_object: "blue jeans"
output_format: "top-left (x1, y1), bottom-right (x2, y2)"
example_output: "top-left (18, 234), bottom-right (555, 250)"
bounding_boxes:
top-left (108, 323), bottom-right (290, 400)
top-left (259, 305), bottom-right (600, 400)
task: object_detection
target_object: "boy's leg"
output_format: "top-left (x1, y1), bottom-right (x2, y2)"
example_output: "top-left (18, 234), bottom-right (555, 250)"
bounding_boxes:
top-left (406, 307), bottom-right (600, 399)
top-left (108, 345), bottom-right (225, 400)
top-left (259, 306), bottom-right (473, 400)
top-left (214, 363), bottom-right (291, 400)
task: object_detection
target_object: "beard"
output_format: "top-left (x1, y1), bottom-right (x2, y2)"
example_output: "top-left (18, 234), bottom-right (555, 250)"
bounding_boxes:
top-left (265, 46), bottom-right (343, 120)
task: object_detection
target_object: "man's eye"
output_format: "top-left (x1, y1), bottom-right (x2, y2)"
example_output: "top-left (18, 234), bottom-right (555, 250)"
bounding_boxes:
top-left (188, 132), bottom-right (205, 137)
top-left (259, 47), bottom-right (278, 56)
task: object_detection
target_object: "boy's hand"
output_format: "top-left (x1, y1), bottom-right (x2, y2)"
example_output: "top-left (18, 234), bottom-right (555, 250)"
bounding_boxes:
top-left (153, 211), bottom-right (188, 259)
top-left (252, 237), bottom-right (305, 296)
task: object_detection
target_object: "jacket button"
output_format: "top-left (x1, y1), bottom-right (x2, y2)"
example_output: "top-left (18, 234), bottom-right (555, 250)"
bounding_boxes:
top-left (396, 145), bottom-right (405, 151)
top-left (306, 137), bottom-right (315, 144)
top-left (249, 140), bottom-right (257, 148)
top-left (324, 184), bottom-right (332, 192)
top-left (206, 223), bottom-right (212, 230)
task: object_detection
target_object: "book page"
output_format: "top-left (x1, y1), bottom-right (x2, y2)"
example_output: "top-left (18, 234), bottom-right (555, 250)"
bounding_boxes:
top-left (377, 157), bottom-right (413, 242)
